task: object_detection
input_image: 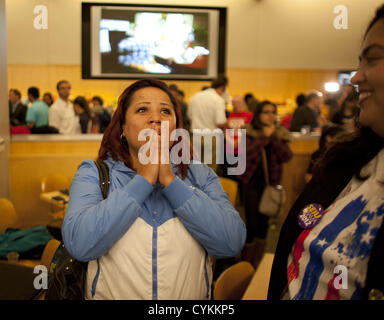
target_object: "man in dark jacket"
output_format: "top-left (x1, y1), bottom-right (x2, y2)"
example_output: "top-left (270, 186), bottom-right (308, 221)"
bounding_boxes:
top-left (9, 89), bottom-right (27, 126)
top-left (290, 92), bottom-right (322, 132)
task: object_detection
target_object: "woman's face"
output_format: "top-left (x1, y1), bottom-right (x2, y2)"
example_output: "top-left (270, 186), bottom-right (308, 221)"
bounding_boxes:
top-left (351, 20), bottom-right (384, 137)
top-left (92, 99), bottom-right (101, 107)
top-left (122, 87), bottom-right (176, 156)
top-left (259, 104), bottom-right (277, 126)
top-left (43, 95), bottom-right (52, 105)
top-left (74, 103), bottom-right (82, 115)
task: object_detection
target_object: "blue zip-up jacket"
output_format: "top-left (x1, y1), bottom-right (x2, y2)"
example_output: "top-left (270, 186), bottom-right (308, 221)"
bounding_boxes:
top-left (62, 158), bottom-right (246, 299)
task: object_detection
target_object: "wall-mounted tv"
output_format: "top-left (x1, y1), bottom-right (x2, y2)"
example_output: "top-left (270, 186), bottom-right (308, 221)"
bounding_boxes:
top-left (82, 3), bottom-right (227, 81)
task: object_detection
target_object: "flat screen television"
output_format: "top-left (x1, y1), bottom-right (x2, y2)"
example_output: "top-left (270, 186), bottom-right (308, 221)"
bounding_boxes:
top-left (82, 3), bottom-right (227, 81)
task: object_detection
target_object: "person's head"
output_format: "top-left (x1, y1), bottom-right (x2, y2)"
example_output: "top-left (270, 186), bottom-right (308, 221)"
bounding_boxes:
top-left (43, 92), bottom-right (53, 106)
top-left (92, 96), bottom-right (104, 107)
top-left (247, 98), bottom-right (259, 113)
top-left (56, 80), bottom-right (71, 100)
top-left (169, 84), bottom-right (181, 101)
top-left (73, 96), bottom-right (91, 117)
top-left (244, 93), bottom-right (255, 106)
top-left (211, 77), bottom-right (227, 96)
top-left (178, 89), bottom-right (185, 101)
top-left (318, 124), bottom-right (345, 150)
top-left (232, 96), bottom-right (245, 113)
top-left (98, 79), bottom-right (187, 176)
top-left (351, 4), bottom-right (384, 137)
top-left (9, 89), bottom-right (21, 104)
top-left (341, 89), bottom-right (359, 113)
top-left (251, 100), bottom-right (277, 129)
top-left (324, 98), bottom-right (339, 110)
top-left (313, 5), bottom-right (384, 183)
top-left (342, 84), bottom-right (355, 96)
top-left (296, 93), bottom-right (307, 107)
top-left (306, 91), bottom-right (323, 111)
top-left (218, 74), bottom-right (228, 86)
top-left (27, 87), bottom-right (39, 102)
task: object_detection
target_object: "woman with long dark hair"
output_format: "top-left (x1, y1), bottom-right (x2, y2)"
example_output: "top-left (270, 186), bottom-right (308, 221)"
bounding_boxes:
top-left (238, 100), bottom-right (292, 266)
top-left (268, 4), bottom-right (384, 300)
top-left (62, 79), bottom-right (246, 299)
top-left (73, 96), bottom-right (92, 134)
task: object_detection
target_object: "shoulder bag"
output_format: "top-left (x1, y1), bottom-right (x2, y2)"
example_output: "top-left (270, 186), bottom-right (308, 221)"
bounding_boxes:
top-left (258, 148), bottom-right (286, 218)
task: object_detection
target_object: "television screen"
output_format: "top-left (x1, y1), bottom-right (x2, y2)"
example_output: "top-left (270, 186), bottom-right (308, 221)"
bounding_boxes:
top-left (82, 3), bottom-right (227, 80)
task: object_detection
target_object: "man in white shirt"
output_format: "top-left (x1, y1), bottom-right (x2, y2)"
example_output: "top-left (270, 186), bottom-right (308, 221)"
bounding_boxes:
top-left (49, 80), bottom-right (79, 134)
top-left (188, 77), bottom-right (228, 172)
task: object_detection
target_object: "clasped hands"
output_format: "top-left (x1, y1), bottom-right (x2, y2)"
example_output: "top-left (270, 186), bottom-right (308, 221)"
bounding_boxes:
top-left (136, 130), bottom-right (175, 188)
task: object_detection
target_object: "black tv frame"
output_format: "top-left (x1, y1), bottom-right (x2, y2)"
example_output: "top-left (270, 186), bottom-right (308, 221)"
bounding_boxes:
top-left (81, 2), bottom-right (227, 81)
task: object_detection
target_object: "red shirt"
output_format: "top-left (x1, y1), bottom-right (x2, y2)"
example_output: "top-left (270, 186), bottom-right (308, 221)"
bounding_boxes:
top-left (225, 111), bottom-right (253, 154)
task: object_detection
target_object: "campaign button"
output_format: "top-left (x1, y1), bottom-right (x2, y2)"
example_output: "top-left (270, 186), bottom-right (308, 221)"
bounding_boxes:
top-left (298, 203), bottom-right (324, 229)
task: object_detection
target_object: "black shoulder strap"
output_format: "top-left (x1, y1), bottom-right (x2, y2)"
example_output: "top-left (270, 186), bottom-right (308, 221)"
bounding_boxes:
top-left (94, 160), bottom-right (110, 199)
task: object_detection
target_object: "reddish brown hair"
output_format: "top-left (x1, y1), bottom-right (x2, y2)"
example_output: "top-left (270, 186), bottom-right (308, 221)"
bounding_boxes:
top-left (98, 79), bottom-right (190, 179)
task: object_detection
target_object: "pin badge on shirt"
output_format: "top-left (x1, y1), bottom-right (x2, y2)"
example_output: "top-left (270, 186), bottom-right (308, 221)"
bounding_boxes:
top-left (298, 203), bottom-right (324, 229)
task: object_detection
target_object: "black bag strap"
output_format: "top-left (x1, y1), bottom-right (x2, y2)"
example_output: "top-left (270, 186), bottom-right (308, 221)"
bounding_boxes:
top-left (94, 160), bottom-right (110, 199)
top-left (261, 148), bottom-right (270, 186)
top-left (45, 160), bottom-right (110, 300)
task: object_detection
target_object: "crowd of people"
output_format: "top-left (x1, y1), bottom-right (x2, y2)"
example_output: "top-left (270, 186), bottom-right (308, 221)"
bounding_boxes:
top-left (8, 75), bottom-right (357, 138)
top-left (8, 80), bottom-right (111, 134)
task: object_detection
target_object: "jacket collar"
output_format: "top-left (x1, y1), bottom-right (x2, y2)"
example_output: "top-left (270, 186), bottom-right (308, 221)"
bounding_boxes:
top-left (244, 124), bottom-right (291, 141)
top-left (361, 148), bottom-right (384, 183)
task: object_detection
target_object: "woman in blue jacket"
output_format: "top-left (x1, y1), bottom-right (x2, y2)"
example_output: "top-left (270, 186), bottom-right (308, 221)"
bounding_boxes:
top-left (62, 79), bottom-right (246, 300)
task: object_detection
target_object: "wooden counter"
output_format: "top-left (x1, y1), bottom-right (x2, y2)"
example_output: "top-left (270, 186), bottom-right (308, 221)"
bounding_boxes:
top-left (9, 133), bottom-right (319, 229)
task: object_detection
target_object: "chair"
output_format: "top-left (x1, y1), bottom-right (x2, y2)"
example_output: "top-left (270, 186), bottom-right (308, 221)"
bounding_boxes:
top-left (40, 173), bottom-right (70, 193)
top-left (40, 238), bottom-right (61, 269)
top-left (242, 253), bottom-right (275, 300)
top-left (34, 238), bottom-right (61, 300)
top-left (219, 177), bottom-right (238, 206)
top-left (0, 198), bottom-right (18, 234)
top-left (213, 261), bottom-right (255, 300)
top-left (41, 173), bottom-right (70, 221)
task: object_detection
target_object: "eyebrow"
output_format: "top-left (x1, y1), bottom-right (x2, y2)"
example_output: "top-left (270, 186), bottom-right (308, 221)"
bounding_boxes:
top-left (359, 44), bottom-right (384, 62)
top-left (135, 101), bottom-right (172, 106)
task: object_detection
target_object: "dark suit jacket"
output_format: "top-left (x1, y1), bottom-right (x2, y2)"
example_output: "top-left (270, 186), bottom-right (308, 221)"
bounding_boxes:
top-left (267, 162), bottom-right (384, 300)
top-left (9, 101), bottom-right (27, 126)
top-left (290, 105), bottom-right (319, 132)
